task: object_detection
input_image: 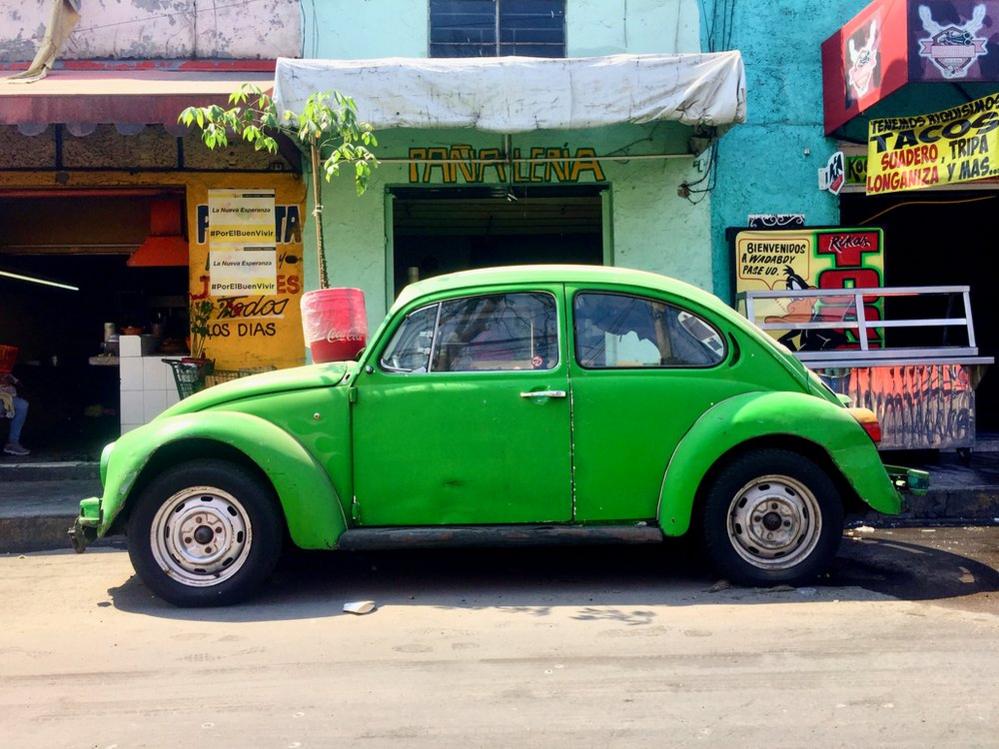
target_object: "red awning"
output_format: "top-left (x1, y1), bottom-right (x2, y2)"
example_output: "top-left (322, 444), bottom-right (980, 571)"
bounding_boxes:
top-left (0, 69), bottom-right (273, 127)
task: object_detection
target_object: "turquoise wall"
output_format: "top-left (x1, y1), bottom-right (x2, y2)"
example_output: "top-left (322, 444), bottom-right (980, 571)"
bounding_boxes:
top-left (703, 0), bottom-right (871, 298)
top-left (302, 1), bottom-right (712, 326)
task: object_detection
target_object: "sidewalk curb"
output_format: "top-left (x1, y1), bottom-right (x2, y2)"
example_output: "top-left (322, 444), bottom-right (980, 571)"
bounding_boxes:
top-left (0, 514), bottom-right (121, 554)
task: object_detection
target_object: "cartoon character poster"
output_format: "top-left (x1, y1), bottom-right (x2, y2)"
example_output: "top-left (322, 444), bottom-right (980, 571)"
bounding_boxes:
top-left (733, 228), bottom-right (885, 352)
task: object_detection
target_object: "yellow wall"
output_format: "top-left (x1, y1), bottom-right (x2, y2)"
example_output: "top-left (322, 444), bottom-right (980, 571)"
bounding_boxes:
top-left (0, 170), bottom-right (307, 370)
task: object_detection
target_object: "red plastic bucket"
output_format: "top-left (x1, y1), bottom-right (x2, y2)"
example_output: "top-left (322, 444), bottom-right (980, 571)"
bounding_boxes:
top-left (0, 345), bottom-right (17, 374)
top-left (300, 288), bottom-right (367, 363)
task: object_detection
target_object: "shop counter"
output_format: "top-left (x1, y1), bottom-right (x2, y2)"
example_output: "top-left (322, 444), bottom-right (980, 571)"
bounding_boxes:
top-left (118, 335), bottom-right (186, 434)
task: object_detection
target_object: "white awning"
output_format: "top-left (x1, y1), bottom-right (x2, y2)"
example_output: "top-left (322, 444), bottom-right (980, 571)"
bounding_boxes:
top-left (273, 52), bottom-right (746, 134)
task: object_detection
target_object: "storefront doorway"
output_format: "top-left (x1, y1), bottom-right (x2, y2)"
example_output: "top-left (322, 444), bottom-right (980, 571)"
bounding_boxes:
top-left (389, 185), bottom-right (606, 297)
top-left (0, 192), bottom-right (189, 459)
top-left (840, 190), bottom-right (999, 433)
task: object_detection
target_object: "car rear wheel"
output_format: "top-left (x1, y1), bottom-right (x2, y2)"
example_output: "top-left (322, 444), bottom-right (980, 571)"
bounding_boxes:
top-left (127, 459), bottom-right (283, 607)
top-left (701, 449), bottom-right (843, 586)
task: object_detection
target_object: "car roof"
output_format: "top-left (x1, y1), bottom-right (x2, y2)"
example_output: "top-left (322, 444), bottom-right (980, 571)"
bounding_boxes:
top-left (392, 264), bottom-right (730, 316)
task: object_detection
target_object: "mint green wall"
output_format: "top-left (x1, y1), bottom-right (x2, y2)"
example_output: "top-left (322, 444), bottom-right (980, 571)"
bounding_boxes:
top-left (567, 0), bottom-right (700, 55)
top-left (307, 125), bottom-right (710, 326)
top-left (306, 1), bottom-right (428, 58)
top-left (305, 0), bottom-right (700, 59)
top-left (302, 2), bottom-right (711, 327)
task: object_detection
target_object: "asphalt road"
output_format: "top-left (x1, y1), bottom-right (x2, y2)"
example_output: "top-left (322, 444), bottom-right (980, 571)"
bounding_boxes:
top-left (1, 528), bottom-right (997, 748)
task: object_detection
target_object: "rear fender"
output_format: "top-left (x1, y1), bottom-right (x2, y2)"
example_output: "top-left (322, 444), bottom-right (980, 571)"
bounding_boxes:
top-left (657, 391), bottom-right (901, 536)
top-left (98, 412), bottom-right (347, 549)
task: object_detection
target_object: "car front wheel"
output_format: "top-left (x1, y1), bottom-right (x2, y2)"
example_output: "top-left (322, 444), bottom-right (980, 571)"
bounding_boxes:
top-left (701, 449), bottom-right (843, 586)
top-left (127, 459), bottom-right (283, 606)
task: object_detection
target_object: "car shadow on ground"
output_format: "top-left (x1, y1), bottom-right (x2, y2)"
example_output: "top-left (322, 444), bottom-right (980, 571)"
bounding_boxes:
top-left (107, 532), bottom-right (999, 623)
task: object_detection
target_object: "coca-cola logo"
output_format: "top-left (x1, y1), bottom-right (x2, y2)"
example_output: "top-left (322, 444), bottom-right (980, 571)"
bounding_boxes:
top-left (325, 333), bottom-right (366, 343)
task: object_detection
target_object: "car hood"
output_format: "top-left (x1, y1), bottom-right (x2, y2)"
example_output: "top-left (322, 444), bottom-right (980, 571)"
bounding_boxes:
top-left (160, 361), bottom-right (357, 417)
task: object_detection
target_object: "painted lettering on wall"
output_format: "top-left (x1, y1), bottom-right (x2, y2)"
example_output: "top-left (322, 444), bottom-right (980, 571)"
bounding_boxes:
top-left (407, 145), bottom-right (606, 184)
top-left (186, 179), bottom-right (306, 369)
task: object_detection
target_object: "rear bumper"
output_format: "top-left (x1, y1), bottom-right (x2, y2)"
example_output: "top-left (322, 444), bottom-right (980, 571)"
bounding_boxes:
top-left (68, 497), bottom-right (101, 553)
top-left (884, 465), bottom-right (931, 496)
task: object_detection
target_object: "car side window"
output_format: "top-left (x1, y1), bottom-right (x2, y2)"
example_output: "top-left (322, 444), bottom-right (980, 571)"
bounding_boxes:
top-left (380, 304), bottom-right (439, 373)
top-left (573, 292), bottom-right (725, 368)
top-left (432, 292), bottom-right (559, 372)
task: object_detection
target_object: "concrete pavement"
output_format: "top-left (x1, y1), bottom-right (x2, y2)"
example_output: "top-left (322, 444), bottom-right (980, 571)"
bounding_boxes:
top-left (1, 528), bottom-right (996, 747)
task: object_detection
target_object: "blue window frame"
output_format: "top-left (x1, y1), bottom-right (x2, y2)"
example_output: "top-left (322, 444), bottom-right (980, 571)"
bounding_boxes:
top-left (429, 0), bottom-right (566, 58)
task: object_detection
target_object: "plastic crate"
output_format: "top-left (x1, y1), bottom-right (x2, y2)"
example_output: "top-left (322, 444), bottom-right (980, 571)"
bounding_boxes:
top-left (163, 358), bottom-right (214, 399)
top-left (203, 366), bottom-right (276, 389)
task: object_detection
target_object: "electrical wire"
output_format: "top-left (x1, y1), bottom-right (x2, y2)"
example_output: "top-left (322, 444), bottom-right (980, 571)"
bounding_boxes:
top-left (858, 195), bottom-right (996, 225)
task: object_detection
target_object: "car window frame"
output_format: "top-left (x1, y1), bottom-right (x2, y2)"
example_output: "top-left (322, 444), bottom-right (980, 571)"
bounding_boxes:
top-left (377, 289), bottom-right (563, 376)
top-left (570, 289), bottom-right (728, 371)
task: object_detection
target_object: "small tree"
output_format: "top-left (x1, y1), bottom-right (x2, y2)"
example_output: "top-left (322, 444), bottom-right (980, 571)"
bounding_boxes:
top-left (179, 84), bottom-right (378, 289)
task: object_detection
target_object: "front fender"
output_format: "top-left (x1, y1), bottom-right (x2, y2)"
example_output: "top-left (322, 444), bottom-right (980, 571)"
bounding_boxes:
top-left (96, 411), bottom-right (347, 549)
top-left (657, 391), bottom-right (901, 536)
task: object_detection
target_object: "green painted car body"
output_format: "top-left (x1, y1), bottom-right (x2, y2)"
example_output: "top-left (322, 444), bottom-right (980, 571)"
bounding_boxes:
top-left (74, 265), bottom-right (908, 552)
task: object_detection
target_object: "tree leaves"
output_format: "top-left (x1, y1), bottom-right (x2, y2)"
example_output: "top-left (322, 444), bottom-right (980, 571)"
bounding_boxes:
top-left (177, 82), bottom-right (378, 194)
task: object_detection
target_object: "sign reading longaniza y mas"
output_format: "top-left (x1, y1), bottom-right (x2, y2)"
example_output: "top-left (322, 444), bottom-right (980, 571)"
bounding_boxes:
top-left (866, 92), bottom-right (999, 194)
top-left (207, 189), bottom-right (278, 296)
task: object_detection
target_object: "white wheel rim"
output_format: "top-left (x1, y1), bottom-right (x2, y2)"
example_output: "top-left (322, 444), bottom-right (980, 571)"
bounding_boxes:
top-left (149, 486), bottom-right (253, 588)
top-left (726, 474), bottom-right (822, 571)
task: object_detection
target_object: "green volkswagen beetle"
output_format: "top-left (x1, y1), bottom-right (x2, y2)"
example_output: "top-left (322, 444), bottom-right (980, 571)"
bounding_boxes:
top-left (71, 266), bottom-right (926, 606)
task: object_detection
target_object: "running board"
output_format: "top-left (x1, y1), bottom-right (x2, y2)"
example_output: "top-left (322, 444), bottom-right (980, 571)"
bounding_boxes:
top-left (337, 524), bottom-right (664, 550)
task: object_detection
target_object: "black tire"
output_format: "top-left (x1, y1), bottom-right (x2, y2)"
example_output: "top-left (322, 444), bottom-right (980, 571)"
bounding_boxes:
top-left (127, 459), bottom-right (283, 607)
top-left (701, 449), bottom-right (843, 586)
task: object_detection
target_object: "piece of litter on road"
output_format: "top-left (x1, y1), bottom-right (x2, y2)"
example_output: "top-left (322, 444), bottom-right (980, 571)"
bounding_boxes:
top-left (708, 580), bottom-right (731, 593)
top-left (920, 529), bottom-right (936, 533)
top-left (768, 584), bottom-right (795, 592)
top-left (797, 587), bottom-right (818, 597)
top-left (343, 600), bottom-right (376, 615)
top-left (854, 525), bottom-right (875, 533)
top-left (18, 555), bottom-right (25, 559)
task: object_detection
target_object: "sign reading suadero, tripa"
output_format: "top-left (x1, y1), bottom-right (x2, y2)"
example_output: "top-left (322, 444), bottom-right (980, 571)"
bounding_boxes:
top-left (207, 189), bottom-right (278, 295)
top-left (734, 228), bottom-right (885, 352)
top-left (866, 92), bottom-right (999, 194)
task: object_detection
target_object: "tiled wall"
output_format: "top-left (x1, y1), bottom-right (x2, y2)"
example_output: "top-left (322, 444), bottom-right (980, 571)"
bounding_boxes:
top-left (119, 335), bottom-right (181, 434)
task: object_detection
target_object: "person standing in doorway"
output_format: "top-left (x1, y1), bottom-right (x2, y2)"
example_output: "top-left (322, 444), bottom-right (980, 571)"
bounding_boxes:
top-left (1, 372), bottom-right (30, 456)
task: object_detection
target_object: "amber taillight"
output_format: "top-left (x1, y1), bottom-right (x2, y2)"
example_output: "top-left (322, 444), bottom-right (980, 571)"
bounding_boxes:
top-left (848, 407), bottom-right (881, 446)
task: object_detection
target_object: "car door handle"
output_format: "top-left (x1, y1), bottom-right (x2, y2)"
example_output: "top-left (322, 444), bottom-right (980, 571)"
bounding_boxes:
top-left (520, 390), bottom-right (567, 399)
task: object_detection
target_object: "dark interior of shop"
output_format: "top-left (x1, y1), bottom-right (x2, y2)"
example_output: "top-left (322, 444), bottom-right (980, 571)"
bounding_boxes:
top-left (841, 191), bottom-right (998, 432)
top-left (1, 194), bottom-right (189, 459)
top-left (391, 185), bottom-right (605, 296)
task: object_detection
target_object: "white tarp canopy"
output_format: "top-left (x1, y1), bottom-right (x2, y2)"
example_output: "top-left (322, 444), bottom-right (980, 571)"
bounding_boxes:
top-left (273, 52), bottom-right (746, 134)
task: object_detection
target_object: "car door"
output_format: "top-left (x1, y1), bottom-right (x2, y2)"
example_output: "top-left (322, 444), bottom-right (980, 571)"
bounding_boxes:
top-left (351, 286), bottom-right (572, 526)
top-left (567, 286), bottom-right (751, 522)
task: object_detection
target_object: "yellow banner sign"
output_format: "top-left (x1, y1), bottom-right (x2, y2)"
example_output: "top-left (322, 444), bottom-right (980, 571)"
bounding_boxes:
top-left (867, 93), bottom-right (999, 194)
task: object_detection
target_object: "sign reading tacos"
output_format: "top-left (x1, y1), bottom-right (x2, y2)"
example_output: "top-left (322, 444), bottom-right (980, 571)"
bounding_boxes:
top-left (867, 92), bottom-right (999, 193)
